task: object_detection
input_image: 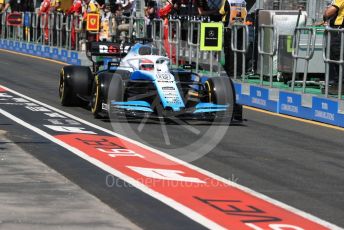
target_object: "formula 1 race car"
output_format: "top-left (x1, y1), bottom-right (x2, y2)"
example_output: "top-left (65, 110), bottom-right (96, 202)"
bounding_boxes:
top-left (58, 41), bottom-right (243, 122)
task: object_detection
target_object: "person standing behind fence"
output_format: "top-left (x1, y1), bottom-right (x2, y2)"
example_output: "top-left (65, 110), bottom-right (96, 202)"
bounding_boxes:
top-left (1, 0), bottom-right (13, 13)
top-left (159, 0), bottom-right (181, 62)
top-left (50, 0), bottom-right (62, 13)
top-left (82, 0), bottom-right (100, 42)
top-left (38, 0), bottom-right (51, 43)
top-left (219, 0), bottom-right (246, 78)
top-left (144, 0), bottom-right (157, 38)
top-left (99, 3), bottom-right (112, 41)
top-left (323, 0), bottom-right (344, 94)
top-left (0, 0), bottom-right (4, 33)
top-left (194, 0), bottom-right (220, 20)
top-left (0, 0), bottom-right (4, 11)
top-left (66, 0), bottom-right (82, 49)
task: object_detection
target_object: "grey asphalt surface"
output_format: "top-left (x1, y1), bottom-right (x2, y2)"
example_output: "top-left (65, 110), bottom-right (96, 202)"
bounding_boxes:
top-left (0, 129), bottom-right (141, 230)
top-left (0, 49), bottom-right (344, 228)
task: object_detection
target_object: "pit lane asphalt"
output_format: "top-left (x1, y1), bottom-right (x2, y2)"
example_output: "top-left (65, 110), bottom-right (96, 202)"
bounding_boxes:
top-left (0, 49), bottom-right (344, 228)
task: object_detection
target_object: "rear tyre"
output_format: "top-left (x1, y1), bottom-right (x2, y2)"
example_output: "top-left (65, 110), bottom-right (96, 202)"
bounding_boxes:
top-left (59, 68), bottom-right (75, 106)
top-left (59, 66), bottom-right (92, 106)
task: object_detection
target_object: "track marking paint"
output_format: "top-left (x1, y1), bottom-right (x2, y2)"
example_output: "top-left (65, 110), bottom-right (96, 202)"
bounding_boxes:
top-left (244, 106), bottom-right (344, 132)
top-left (0, 85), bottom-right (342, 229)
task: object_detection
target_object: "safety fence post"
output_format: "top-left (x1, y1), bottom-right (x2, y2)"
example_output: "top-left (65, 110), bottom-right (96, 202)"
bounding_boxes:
top-left (39, 13), bottom-right (47, 44)
top-left (113, 15), bottom-right (131, 42)
top-left (48, 12), bottom-right (55, 46)
top-left (74, 15), bottom-right (83, 51)
top-left (291, 27), bottom-right (316, 93)
top-left (134, 17), bottom-right (146, 39)
top-left (55, 12), bottom-right (63, 48)
top-left (258, 24), bottom-right (277, 87)
top-left (6, 15), bottom-right (13, 40)
top-left (1, 12), bottom-right (6, 39)
top-left (32, 12), bottom-right (39, 43)
top-left (187, 20), bottom-right (201, 73)
top-left (18, 13), bottom-right (23, 41)
top-left (152, 18), bottom-right (163, 55)
top-left (231, 23), bottom-right (249, 81)
top-left (168, 18), bottom-right (181, 67)
top-left (323, 27), bottom-right (344, 99)
top-left (65, 14), bottom-right (72, 50)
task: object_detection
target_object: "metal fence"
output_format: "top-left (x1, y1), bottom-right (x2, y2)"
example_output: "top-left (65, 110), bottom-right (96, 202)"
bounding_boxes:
top-left (1, 12), bottom-right (343, 101)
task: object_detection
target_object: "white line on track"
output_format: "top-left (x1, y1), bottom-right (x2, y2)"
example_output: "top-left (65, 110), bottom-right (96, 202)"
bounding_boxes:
top-left (0, 85), bottom-right (342, 230)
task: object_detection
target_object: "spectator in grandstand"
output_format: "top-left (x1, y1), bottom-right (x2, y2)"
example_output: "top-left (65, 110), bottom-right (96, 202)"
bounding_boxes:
top-left (219, 0), bottom-right (247, 77)
top-left (323, 1), bottom-right (344, 94)
top-left (38, 0), bottom-right (51, 43)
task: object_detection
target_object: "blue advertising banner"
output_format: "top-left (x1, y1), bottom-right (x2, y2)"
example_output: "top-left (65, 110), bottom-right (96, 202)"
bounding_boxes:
top-left (3, 39), bottom-right (8, 48)
top-left (68, 52), bottom-right (80, 65)
top-left (248, 86), bottom-right (277, 112)
top-left (279, 92), bottom-right (312, 119)
top-left (59, 49), bottom-right (68, 62)
top-left (14, 41), bottom-right (20, 51)
top-left (50, 48), bottom-right (60, 59)
top-left (8, 40), bottom-right (14, 50)
top-left (27, 43), bottom-right (35, 55)
top-left (312, 97), bottom-right (338, 126)
top-left (234, 83), bottom-right (242, 103)
top-left (21, 43), bottom-right (28, 53)
top-left (43, 46), bottom-right (50, 58)
top-left (36, 45), bottom-right (43, 56)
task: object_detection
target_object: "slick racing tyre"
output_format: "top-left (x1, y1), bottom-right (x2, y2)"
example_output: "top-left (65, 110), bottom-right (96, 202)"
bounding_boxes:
top-left (91, 75), bottom-right (102, 118)
top-left (91, 73), bottom-right (124, 118)
top-left (59, 66), bottom-right (92, 106)
top-left (107, 75), bottom-right (124, 117)
top-left (204, 77), bottom-right (234, 123)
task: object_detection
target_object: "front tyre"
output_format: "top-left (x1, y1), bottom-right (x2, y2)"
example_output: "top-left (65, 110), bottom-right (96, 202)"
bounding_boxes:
top-left (204, 77), bottom-right (234, 123)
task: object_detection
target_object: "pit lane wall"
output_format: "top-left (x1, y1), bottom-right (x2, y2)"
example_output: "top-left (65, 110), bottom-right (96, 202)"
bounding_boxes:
top-left (235, 82), bottom-right (344, 127)
top-left (1, 38), bottom-right (344, 128)
top-left (0, 39), bottom-right (84, 65)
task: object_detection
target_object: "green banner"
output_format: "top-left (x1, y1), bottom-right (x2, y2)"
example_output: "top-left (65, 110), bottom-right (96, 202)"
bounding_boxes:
top-left (200, 23), bottom-right (223, 51)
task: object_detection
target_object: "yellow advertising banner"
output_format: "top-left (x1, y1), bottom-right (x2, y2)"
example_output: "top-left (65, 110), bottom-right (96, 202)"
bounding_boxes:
top-left (200, 23), bottom-right (223, 51)
top-left (86, 13), bottom-right (100, 32)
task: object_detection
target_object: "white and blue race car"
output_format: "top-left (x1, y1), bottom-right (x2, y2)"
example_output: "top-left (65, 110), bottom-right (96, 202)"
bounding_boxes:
top-left (58, 41), bottom-right (242, 122)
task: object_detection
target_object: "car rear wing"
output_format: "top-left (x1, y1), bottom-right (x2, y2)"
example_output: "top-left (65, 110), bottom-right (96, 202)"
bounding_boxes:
top-left (88, 42), bottom-right (128, 57)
